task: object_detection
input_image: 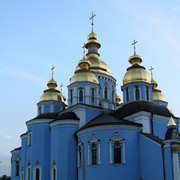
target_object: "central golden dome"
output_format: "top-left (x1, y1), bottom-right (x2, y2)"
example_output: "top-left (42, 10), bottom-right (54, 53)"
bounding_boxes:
top-left (123, 51), bottom-right (150, 85)
top-left (123, 66), bottom-right (150, 85)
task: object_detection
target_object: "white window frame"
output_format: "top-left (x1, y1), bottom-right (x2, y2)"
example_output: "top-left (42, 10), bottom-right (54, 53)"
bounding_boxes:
top-left (33, 165), bottom-right (41, 180)
top-left (77, 138), bottom-right (84, 167)
top-left (51, 165), bottom-right (57, 180)
top-left (28, 131), bottom-right (32, 146)
top-left (109, 132), bottom-right (126, 164)
top-left (87, 134), bottom-right (101, 165)
top-left (26, 165), bottom-right (31, 180)
top-left (14, 155), bottom-right (20, 177)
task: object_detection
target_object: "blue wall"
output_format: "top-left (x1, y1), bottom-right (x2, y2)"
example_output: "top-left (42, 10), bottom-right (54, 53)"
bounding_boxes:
top-left (139, 134), bottom-right (164, 180)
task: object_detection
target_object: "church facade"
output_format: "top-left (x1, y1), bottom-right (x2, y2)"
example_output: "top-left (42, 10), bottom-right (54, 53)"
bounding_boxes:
top-left (11, 16), bottom-right (180, 180)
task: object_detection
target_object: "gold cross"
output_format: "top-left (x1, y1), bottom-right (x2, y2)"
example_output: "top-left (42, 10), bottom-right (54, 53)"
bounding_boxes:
top-left (149, 66), bottom-right (154, 79)
top-left (60, 83), bottom-right (63, 93)
top-left (82, 43), bottom-right (86, 57)
top-left (132, 40), bottom-right (138, 55)
top-left (51, 65), bottom-right (55, 78)
top-left (90, 13), bottom-right (96, 27)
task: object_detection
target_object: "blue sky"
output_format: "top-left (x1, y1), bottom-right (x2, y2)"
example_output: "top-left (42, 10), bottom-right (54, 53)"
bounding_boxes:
top-left (1, 0), bottom-right (180, 176)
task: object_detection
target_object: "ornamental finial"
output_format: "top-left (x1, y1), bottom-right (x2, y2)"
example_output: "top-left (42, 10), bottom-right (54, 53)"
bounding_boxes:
top-left (89, 13), bottom-right (96, 31)
top-left (132, 40), bottom-right (138, 55)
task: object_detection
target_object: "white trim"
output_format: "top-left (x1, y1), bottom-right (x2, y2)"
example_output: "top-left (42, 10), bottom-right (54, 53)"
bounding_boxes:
top-left (26, 118), bottom-right (53, 126)
top-left (77, 125), bottom-right (142, 136)
top-left (33, 165), bottom-right (41, 180)
top-left (26, 165), bottom-right (31, 180)
top-left (123, 141), bottom-right (126, 163)
top-left (98, 143), bottom-right (101, 165)
top-left (50, 119), bottom-right (79, 128)
top-left (20, 171), bottom-right (24, 180)
top-left (88, 144), bottom-right (90, 165)
top-left (51, 166), bottom-right (57, 180)
top-left (110, 142), bottom-right (112, 164)
top-left (20, 133), bottom-right (27, 139)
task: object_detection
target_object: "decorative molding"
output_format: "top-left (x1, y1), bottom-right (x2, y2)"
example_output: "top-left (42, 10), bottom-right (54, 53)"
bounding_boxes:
top-left (50, 119), bottom-right (79, 128)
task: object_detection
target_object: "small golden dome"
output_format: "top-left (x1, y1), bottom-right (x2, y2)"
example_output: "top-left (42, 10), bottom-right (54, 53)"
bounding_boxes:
top-left (88, 30), bottom-right (98, 42)
top-left (116, 93), bottom-right (122, 109)
top-left (39, 90), bottom-right (62, 102)
top-left (128, 54), bottom-right (143, 65)
top-left (151, 78), bottom-right (158, 88)
top-left (70, 72), bottom-right (99, 84)
top-left (167, 116), bottom-right (177, 127)
top-left (123, 67), bottom-right (150, 85)
top-left (152, 89), bottom-right (166, 102)
top-left (47, 78), bottom-right (58, 89)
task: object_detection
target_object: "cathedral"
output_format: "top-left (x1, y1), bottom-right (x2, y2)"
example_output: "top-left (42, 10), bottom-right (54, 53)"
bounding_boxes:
top-left (11, 14), bottom-right (180, 180)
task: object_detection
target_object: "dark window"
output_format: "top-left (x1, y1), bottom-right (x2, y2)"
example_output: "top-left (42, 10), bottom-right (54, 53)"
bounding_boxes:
top-left (126, 89), bottom-right (129, 102)
top-left (146, 87), bottom-right (149, 101)
top-left (114, 141), bottom-right (121, 164)
top-left (91, 89), bottom-right (95, 102)
top-left (28, 131), bottom-right (32, 146)
top-left (135, 87), bottom-right (140, 100)
top-left (53, 168), bottom-right (56, 180)
top-left (79, 88), bottom-right (83, 102)
top-left (36, 168), bottom-right (40, 180)
top-left (104, 88), bottom-right (108, 100)
top-left (91, 143), bottom-right (97, 165)
top-left (70, 90), bottom-right (73, 103)
top-left (28, 168), bottom-right (30, 180)
top-left (15, 161), bottom-right (19, 176)
top-left (112, 90), bottom-right (114, 102)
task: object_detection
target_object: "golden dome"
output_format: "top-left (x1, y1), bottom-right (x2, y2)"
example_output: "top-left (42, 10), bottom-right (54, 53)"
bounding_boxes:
top-left (70, 55), bottom-right (99, 85)
top-left (116, 93), bottom-right (122, 109)
top-left (70, 72), bottom-right (99, 84)
top-left (39, 90), bottom-right (63, 102)
top-left (123, 67), bottom-right (150, 85)
top-left (88, 30), bottom-right (98, 42)
top-left (75, 59), bottom-right (111, 75)
top-left (152, 88), bottom-right (166, 102)
top-left (128, 54), bottom-right (143, 65)
top-left (151, 78), bottom-right (158, 88)
top-left (39, 75), bottom-right (66, 102)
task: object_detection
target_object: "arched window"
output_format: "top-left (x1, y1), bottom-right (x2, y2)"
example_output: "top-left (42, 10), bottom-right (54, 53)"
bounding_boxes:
top-left (28, 131), bottom-right (32, 146)
top-left (15, 160), bottom-right (20, 176)
top-left (91, 89), bottom-right (95, 102)
top-left (70, 90), bottom-right (73, 103)
top-left (135, 87), bottom-right (140, 101)
top-left (112, 90), bottom-right (114, 102)
top-left (35, 168), bottom-right (40, 180)
top-left (21, 171), bottom-right (23, 180)
top-left (126, 89), bottom-right (129, 102)
top-left (79, 88), bottom-right (83, 102)
top-left (104, 87), bottom-right (108, 100)
top-left (77, 138), bottom-right (84, 167)
top-left (113, 141), bottom-right (121, 164)
top-left (109, 132), bottom-right (125, 164)
top-left (52, 168), bottom-right (56, 180)
top-left (27, 165), bottom-right (31, 180)
top-left (91, 143), bottom-right (97, 165)
top-left (87, 134), bottom-right (100, 166)
top-left (146, 87), bottom-right (149, 101)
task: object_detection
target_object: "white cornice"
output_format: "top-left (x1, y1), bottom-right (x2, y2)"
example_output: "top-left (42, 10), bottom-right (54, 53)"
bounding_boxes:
top-left (26, 118), bottom-right (53, 126)
top-left (20, 133), bottom-right (27, 139)
top-left (50, 119), bottom-right (79, 128)
top-left (76, 124), bottom-right (142, 136)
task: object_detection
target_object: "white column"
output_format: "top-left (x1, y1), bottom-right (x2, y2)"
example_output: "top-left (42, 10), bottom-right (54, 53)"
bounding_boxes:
top-left (98, 143), bottom-right (101, 165)
top-left (110, 142), bottom-right (112, 164)
top-left (123, 142), bottom-right (125, 163)
top-left (88, 145), bottom-right (90, 165)
top-left (51, 104), bottom-right (54, 113)
top-left (172, 147), bottom-right (180, 180)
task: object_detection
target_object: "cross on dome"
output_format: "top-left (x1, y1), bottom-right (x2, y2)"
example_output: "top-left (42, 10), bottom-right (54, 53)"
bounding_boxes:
top-left (132, 40), bottom-right (138, 55)
top-left (89, 13), bottom-right (96, 30)
top-left (51, 65), bottom-right (55, 78)
top-left (82, 43), bottom-right (86, 57)
top-left (149, 66), bottom-right (154, 79)
top-left (60, 83), bottom-right (63, 93)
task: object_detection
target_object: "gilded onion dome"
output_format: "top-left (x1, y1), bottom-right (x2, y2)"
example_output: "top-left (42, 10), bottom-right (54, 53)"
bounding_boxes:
top-left (151, 77), bottom-right (166, 102)
top-left (116, 93), bottom-right (122, 109)
top-left (39, 68), bottom-right (66, 102)
top-left (70, 55), bottom-right (99, 84)
top-left (123, 41), bottom-right (150, 85)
